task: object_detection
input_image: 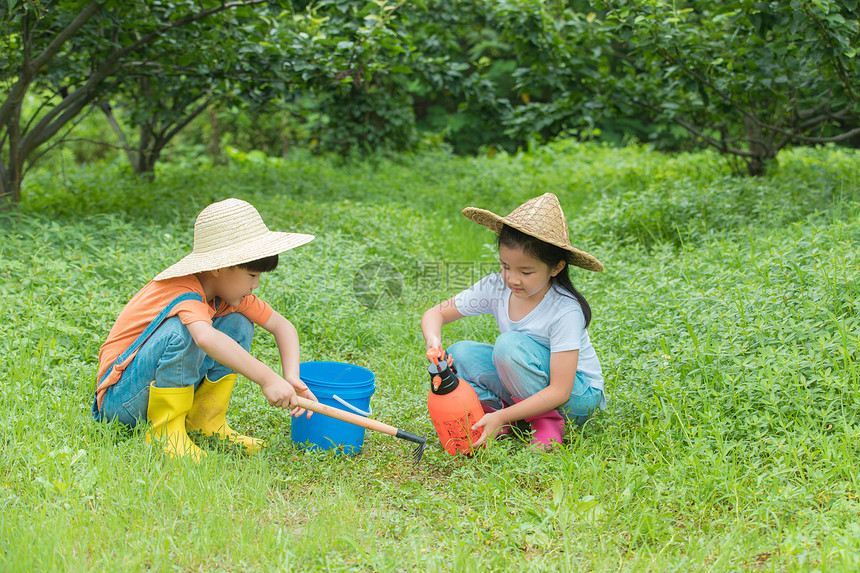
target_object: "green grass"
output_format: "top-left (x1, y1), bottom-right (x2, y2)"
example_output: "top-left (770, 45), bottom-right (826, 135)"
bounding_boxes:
top-left (2, 141), bottom-right (860, 571)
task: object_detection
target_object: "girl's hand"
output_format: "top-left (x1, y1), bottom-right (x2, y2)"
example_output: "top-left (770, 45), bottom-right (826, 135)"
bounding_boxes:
top-left (472, 410), bottom-right (506, 448)
top-left (425, 337), bottom-right (443, 360)
top-left (426, 346), bottom-right (444, 364)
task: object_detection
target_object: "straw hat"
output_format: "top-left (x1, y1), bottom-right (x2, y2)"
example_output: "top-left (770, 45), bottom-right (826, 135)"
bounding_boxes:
top-left (462, 192), bottom-right (603, 271)
top-left (153, 198), bottom-right (314, 281)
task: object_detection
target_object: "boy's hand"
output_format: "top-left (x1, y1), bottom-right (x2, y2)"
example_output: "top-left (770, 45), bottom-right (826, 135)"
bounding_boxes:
top-left (286, 375), bottom-right (317, 419)
top-left (261, 376), bottom-right (301, 414)
top-left (296, 386), bottom-right (317, 404)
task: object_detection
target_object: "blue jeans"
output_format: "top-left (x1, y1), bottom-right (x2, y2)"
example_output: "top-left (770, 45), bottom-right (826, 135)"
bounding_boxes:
top-left (448, 331), bottom-right (603, 425)
top-left (93, 313), bottom-right (254, 427)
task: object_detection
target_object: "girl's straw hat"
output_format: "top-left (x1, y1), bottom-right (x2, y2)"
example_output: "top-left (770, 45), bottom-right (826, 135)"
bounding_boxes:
top-left (154, 198), bottom-right (314, 281)
top-left (462, 192), bottom-right (603, 271)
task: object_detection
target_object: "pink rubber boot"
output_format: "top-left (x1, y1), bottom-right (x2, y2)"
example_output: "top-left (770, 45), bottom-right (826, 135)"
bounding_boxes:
top-left (512, 397), bottom-right (565, 450)
top-left (525, 408), bottom-right (565, 450)
top-left (481, 402), bottom-right (513, 438)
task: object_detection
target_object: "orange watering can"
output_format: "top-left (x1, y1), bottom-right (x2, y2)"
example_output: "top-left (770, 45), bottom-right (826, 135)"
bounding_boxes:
top-left (425, 348), bottom-right (485, 455)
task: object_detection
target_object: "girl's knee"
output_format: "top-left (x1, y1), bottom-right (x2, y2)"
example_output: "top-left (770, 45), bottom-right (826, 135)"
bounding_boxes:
top-left (492, 331), bottom-right (539, 369)
top-left (447, 340), bottom-right (488, 365)
top-left (446, 340), bottom-right (466, 354)
top-left (493, 331), bottom-right (528, 353)
top-left (445, 340), bottom-right (495, 382)
top-left (447, 342), bottom-right (475, 378)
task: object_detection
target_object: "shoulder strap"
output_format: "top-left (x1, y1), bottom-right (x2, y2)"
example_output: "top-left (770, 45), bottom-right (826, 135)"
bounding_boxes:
top-left (98, 291), bottom-right (204, 385)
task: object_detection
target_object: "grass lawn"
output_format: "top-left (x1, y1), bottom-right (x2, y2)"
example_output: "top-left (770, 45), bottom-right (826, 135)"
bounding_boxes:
top-left (2, 141), bottom-right (860, 571)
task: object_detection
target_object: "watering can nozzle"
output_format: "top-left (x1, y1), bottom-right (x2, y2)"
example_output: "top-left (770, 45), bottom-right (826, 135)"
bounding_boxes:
top-left (426, 348), bottom-right (442, 366)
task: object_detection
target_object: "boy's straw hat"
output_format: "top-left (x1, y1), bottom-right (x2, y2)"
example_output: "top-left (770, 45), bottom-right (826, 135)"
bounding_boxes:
top-left (462, 192), bottom-right (603, 271)
top-left (154, 198), bottom-right (314, 281)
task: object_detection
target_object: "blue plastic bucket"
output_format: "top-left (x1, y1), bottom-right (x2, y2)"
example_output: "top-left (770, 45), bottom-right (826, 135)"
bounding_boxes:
top-left (290, 361), bottom-right (376, 454)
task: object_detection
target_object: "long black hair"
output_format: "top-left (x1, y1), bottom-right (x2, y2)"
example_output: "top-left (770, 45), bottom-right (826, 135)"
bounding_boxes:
top-left (497, 224), bottom-right (592, 327)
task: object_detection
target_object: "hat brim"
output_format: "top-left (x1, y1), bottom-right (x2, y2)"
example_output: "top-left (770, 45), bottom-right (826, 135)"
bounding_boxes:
top-left (462, 207), bottom-right (604, 272)
top-left (153, 231), bottom-right (314, 281)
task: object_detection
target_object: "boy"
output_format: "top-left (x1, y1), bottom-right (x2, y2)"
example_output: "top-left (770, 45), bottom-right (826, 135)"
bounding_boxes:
top-left (92, 198), bottom-right (317, 461)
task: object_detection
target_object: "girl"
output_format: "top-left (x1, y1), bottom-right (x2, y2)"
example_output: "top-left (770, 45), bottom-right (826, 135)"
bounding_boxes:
top-left (421, 193), bottom-right (606, 450)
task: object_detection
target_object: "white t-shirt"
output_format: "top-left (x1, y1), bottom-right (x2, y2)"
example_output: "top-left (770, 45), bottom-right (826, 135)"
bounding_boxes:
top-left (454, 273), bottom-right (605, 407)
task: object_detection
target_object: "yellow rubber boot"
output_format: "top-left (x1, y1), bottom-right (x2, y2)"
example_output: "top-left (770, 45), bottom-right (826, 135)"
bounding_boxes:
top-left (144, 383), bottom-right (205, 462)
top-left (185, 373), bottom-right (265, 453)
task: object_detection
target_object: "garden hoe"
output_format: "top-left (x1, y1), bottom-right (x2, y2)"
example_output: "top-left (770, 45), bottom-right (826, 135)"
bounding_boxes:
top-left (295, 397), bottom-right (427, 466)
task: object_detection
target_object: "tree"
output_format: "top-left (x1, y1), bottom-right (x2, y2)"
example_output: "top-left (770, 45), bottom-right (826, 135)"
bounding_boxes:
top-left (403, 0), bottom-right (520, 154)
top-left (462, 0), bottom-right (860, 175)
top-left (490, 0), bottom-right (610, 147)
top-left (279, 0), bottom-right (418, 154)
top-left (0, 0), bottom-right (267, 206)
top-left (97, 3), bottom-right (287, 176)
top-left (503, 0), bottom-right (860, 176)
top-left (602, 0), bottom-right (860, 175)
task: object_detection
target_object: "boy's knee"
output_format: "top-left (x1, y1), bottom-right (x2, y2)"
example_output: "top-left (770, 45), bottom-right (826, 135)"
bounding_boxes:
top-left (159, 317), bottom-right (205, 362)
top-left (213, 313), bottom-right (254, 350)
top-left (159, 315), bottom-right (189, 338)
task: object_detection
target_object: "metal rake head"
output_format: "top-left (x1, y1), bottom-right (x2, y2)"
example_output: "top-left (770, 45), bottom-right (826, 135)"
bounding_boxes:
top-left (411, 438), bottom-right (427, 467)
top-left (395, 429), bottom-right (427, 467)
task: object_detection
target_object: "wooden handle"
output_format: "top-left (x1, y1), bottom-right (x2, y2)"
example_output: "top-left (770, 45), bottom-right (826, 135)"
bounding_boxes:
top-left (295, 396), bottom-right (398, 437)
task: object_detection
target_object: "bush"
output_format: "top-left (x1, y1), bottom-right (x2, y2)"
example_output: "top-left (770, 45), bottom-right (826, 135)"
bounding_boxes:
top-left (578, 146), bottom-right (859, 248)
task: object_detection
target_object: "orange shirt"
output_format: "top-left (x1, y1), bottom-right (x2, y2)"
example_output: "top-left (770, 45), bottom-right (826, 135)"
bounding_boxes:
top-left (95, 275), bottom-right (273, 409)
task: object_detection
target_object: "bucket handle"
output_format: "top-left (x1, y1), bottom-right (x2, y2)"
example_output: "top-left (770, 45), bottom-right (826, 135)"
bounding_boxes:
top-left (332, 394), bottom-right (372, 417)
